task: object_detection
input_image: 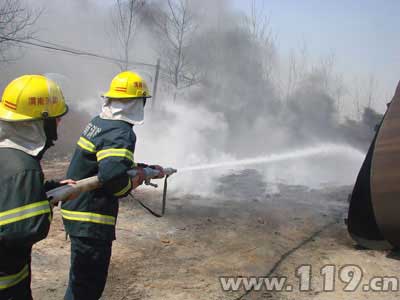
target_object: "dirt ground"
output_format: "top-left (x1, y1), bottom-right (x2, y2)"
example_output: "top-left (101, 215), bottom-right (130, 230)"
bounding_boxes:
top-left (32, 161), bottom-right (400, 300)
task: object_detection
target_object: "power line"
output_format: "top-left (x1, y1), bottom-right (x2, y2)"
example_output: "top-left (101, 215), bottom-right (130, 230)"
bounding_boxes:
top-left (30, 37), bottom-right (88, 53)
top-left (0, 35), bottom-right (156, 68)
top-left (0, 35), bottom-right (198, 86)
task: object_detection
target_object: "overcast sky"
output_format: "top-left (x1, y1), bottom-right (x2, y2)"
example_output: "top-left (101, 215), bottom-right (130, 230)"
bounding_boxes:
top-left (233, 0), bottom-right (399, 110)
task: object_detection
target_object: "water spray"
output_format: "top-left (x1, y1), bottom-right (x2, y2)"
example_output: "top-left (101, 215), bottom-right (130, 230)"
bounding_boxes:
top-left (178, 144), bottom-right (365, 173)
top-left (47, 144), bottom-right (363, 217)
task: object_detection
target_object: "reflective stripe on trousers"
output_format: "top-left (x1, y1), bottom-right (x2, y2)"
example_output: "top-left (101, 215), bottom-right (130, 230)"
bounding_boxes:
top-left (61, 209), bottom-right (116, 226)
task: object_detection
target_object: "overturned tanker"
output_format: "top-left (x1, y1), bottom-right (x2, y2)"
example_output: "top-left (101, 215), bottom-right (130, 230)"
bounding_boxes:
top-left (348, 80), bottom-right (400, 250)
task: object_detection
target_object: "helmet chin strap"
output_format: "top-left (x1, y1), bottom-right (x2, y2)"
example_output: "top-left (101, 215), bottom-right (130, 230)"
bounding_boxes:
top-left (36, 118), bottom-right (58, 160)
top-left (44, 118), bottom-right (58, 144)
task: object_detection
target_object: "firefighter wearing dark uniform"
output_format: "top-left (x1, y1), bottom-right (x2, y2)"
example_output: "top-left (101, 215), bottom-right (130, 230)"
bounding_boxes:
top-left (62, 71), bottom-right (153, 300)
top-left (0, 75), bottom-right (69, 300)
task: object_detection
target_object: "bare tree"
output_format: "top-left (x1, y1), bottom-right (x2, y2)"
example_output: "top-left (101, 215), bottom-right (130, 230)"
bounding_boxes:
top-left (349, 74), bottom-right (381, 120)
top-left (351, 77), bottom-right (363, 120)
top-left (366, 73), bottom-right (378, 109)
top-left (0, 0), bottom-right (40, 62)
top-left (284, 42), bottom-right (309, 102)
top-left (242, 0), bottom-right (276, 82)
top-left (111, 0), bottom-right (145, 71)
top-left (152, 0), bottom-right (199, 90)
top-left (332, 74), bottom-right (346, 113)
top-left (286, 50), bottom-right (297, 102)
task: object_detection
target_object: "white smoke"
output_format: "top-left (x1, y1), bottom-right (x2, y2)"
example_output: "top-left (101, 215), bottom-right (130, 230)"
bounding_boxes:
top-left (0, 0), bottom-right (374, 197)
top-left (134, 100), bottom-right (365, 196)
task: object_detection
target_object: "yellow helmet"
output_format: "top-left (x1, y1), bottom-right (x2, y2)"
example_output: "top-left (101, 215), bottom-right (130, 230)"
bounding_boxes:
top-left (103, 71), bottom-right (151, 99)
top-left (0, 75), bottom-right (68, 122)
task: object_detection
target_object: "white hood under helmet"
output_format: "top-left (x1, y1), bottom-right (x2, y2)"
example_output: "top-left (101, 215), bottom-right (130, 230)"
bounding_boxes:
top-left (99, 97), bottom-right (145, 125)
top-left (0, 120), bottom-right (46, 156)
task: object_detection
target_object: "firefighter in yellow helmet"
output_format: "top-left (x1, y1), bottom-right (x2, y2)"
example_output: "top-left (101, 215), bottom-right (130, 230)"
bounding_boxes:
top-left (62, 71), bottom-right (163, 300)
top-left (0, 75), bottom-right (73, 299)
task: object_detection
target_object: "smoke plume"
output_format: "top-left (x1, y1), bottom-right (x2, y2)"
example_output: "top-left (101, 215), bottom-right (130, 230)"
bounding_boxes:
top-left (0, 0), bottom-right (385, 193)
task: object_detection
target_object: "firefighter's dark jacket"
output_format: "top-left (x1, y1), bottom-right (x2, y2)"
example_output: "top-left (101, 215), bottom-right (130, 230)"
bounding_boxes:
top-left (62, 116), bottom-right (135, 241)
top-left (0, 148), bottom-right (51, 246)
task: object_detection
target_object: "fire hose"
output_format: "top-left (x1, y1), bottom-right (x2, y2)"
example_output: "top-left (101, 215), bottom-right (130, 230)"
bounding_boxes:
top-left (46, 167), bottom-right (178, 216)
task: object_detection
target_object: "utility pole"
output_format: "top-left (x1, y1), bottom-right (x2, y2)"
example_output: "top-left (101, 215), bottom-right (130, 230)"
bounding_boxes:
top-left (152, 58), bottom-right (161, 110)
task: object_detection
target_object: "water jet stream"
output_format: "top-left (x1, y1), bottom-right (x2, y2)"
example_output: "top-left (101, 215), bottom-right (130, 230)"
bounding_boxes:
top-left (178, 144), bottom-right (365, 173)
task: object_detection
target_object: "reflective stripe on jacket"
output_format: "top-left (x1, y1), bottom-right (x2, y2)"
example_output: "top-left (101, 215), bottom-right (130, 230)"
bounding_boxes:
top-left (0, 264), bottom-right (29, 290)
top-left (61, 209), bottom-right (116, 226)
top-left (62, 116), bottom-right (136, 240)
top-left (0, 201), bottom-right (50, 227)
top-left (0, 148), bottom-right (51, 245)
